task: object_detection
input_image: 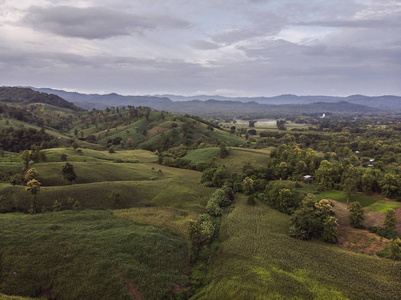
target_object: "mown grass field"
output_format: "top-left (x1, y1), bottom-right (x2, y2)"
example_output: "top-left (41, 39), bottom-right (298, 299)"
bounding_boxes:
top-left (193, 195), bottom-right (401, 300)
top-left (364, 200), bottom-right (401, 213)
top-left (0, 210), bottom-right (190, 300)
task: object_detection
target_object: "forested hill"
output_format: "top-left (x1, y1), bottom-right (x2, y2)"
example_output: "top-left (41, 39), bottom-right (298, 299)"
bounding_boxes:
top-left (0, 87), bottom-right (82, 111)
top-left (31, 87), bottom-right (382, 118)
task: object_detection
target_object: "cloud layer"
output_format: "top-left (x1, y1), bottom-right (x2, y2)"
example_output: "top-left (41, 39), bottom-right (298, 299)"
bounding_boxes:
top-left (0, 0), bottom-right (400, 96)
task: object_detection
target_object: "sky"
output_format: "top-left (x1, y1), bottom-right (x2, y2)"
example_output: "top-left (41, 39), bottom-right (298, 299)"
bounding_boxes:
top-left (0, 0), bottom-right (400, 97)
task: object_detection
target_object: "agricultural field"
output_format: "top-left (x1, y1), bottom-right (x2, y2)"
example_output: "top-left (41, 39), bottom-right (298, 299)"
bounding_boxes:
top-left (0, 211), bottom-right (190, 300)
top-left (194, 195), bottom-right (401, 300)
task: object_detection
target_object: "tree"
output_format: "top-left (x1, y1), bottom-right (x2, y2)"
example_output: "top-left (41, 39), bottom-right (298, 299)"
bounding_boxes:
top-left (188, 214), bottom-right (215, 259)
top-left (390, 238), bottom-right (401, 260)
top-left (361, 173), bottom-right (377, 194)
top-left (218, 143), bottom-right (229, 158)
top-left (21, 150), bottom-right (31, 170)
top-left (290, 195), bottom-right (338, 242)
top-left (349, 201), bottom-right (365, 228)
top-left (61, 162), bottom-right (77, 184)
top-left (383, 209), bottom-right (397, 232)
top-left (243, 177), bottom-right (254, 195)
top-left (343, 177), bottom-right (357, 204)
top-left (321, 216), bottom-right (339, 243)
top-left (380, 174), bottom-right (401, 200)
top-left (25, 167), bottom-right (39, 182)
top-left (26, 179), bottom-right (41, 214)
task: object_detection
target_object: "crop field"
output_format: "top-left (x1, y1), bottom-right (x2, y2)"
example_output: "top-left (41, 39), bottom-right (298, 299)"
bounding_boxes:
top-left (0, 153), bottom-right (213, 213)
top-left (34, 162), bottom-right (164, 186)
top-left (0, 211), bottom-right (190, 300)
top-left (193, 195), bottom-right (401, 300)
top-left (44, 148), bottom-right (157, 163)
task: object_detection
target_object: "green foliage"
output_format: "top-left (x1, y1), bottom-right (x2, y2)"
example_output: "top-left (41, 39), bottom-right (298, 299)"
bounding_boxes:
top-left (321, 216), bottom-right (339, 243)
top-left (242, 176), bottom-right (254, 195)
top-left (189, 214), bottom-right (215, 259)
top-left (24, 167), bottom-right (38, 182)
top-left (61, 162), bottom-right (76, 184)
top-left (290, 194), bottom-right (338, 242)
top-left (264, 182), bottom-right (305, 214)
top-left (52, 199), bottom-right (62, 212)
top-left (217, 143), bottom-right (229, 158)
top-left (380, 173), bottom-right (401, 200)
top-left (349, 201), bottom-right (365, 228)
top-left (201, 165), bottom-right (228, 188)
top-left (383, 209), bottom-right (397, 232)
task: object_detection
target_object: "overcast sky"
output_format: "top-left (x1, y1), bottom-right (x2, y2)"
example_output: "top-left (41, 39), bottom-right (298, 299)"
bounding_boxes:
top-left (0, 0), bottom-right (400, 96)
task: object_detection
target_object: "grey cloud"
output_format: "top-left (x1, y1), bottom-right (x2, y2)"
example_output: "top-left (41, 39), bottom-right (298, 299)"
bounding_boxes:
top-left (188, 39), bottom-right (221, 50)
top-left (211, 12), bottom-right (284, 45)
top-left (24, 6), bottom-right (190, 39)
top-left (296, 17), bottom-right (401, 29)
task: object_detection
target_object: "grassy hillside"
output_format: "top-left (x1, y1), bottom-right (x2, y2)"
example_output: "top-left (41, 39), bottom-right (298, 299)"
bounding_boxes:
top-left (193, 196), bottom-right (401, 299)
top-left (217, 147), bottom-right (270, 173)
top-left (0, 211), bottom-right (189, 300)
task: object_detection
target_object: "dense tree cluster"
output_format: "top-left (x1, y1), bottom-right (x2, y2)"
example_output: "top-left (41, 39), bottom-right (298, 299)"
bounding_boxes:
top-left (0, 127), bottom-right (55, 152)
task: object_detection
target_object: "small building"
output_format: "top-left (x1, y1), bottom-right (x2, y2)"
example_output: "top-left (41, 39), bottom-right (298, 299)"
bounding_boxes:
top-left (303, 175), bottom-right (314, 183)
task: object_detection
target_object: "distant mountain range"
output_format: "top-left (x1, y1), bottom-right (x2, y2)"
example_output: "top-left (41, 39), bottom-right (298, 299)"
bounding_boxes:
top-left (27, 87), bottom-right (401, 117)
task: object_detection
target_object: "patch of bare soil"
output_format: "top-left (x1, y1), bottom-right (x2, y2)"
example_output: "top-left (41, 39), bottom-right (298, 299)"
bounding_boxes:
top-left (120, 273), bottom-right (142, 300)
top-left (337, 224), bottom-right (389, 256)
top-left (330, 199), bottom-right (401, 234)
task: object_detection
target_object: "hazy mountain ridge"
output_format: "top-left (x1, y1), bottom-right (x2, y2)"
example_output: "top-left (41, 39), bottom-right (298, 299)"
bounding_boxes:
top-left (32, 87), bottom-right (400, 111)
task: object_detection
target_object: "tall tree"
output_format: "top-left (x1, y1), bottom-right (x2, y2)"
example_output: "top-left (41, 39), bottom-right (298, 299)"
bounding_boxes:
top-left (349, 202), bottom-right (365, 228)
top-left (383, 209), bottom-right (397, 232)
top-left (61, 162), bottom-right (77, 184)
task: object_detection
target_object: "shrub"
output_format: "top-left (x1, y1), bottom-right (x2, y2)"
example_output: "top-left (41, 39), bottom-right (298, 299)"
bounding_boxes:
top-left (384, 209), bottom-right (397, 232)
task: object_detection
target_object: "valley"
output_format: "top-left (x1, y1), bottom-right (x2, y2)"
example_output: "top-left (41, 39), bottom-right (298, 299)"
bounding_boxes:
top-left (1, 87), bottom-right (401, 299)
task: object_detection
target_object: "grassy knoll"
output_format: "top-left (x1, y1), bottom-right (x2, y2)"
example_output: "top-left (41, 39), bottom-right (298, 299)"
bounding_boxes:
top-left (44, 148), bottom-right (157, 163)
top-left (34, 162), bottom-right (163, 186)
top-left (150, 176), bottom-right (215, 211)
top-left (0, 211), bottom-right (189, 300)
top-left (216, 147), bottom-right (270, 173)
top-left (364, 200), bottom-right (401, 213)
top-left (193, 195), bottom-right (401, 300)
top-left (0, 162), bottom-right (212, 212)
top-left (184, 147), bottom-right (219, 164)
top-left (0, 180), bottom-right (168, 211)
